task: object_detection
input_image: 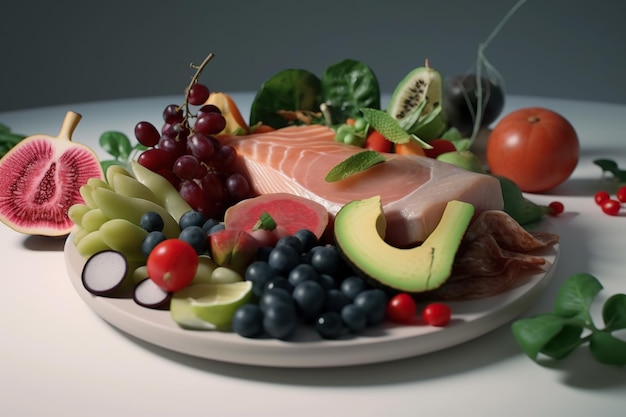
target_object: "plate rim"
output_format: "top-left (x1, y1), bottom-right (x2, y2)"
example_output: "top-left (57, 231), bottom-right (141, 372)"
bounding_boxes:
top-left (64, 222), bottom-right (559, 368)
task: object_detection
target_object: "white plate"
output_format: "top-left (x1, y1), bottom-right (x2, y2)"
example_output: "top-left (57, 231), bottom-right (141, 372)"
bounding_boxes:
top-left (64, 223), bottom-right (559, 368)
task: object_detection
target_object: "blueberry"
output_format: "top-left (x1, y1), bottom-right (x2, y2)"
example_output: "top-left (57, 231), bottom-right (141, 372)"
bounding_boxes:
top-left (232, 304), bottom-right (264, 338)
top-left (341, 304), bottom-right (367, 333)
top-left (207, 223), bottom-right (225, 235)
top-left (178, 225), bottom-right (208, 254)
top-left (287, 263), bottom-right (319, 287)
top-left (263, 303), bottom-right (298, 340)
top-left (259, 287), bottom-right (294, 313)
top-left (310, 245), bottom-right (342, 275)
top-left (276, 235), bottom-right (304, 254)
top-left (268, 245), bottom-right (300, 274)
top-left (264, 276), bottom-right (294, 294)
top-left (318, 273), bottom-right (337, 290)
top-left (340, 276), bottom-right (367, 300)
top-left (201, 218), bottom-right (220, 234)
top-left (324, 288), bottom-right (350, 313)
top-left (141, 231), bottom-right (167, 257)
top-left (293, 229), bottom-right (318, 252)
top-left (245, 261), bottom-right (279, 297)
top-left (140, 211), bottom-right (164, 232)
top-left (292, 280), bottom-right (325, 320)
top-left (179, 210), bottom-right (206, 230)
top-left (353, 289), bottom-right (388, 326)
top-left (315, 312), bottom-right (345, 339)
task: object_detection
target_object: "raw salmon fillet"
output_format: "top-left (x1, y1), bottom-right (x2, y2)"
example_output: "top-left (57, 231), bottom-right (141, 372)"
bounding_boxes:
top-left (220, 125), bottom-right (503, 247)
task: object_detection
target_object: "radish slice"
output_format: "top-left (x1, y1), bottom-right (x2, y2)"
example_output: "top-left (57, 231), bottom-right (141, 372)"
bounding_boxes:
top-left (133, 278), bottom-right (172, 310)
top-left (81, 250), bottom-right (129, 296)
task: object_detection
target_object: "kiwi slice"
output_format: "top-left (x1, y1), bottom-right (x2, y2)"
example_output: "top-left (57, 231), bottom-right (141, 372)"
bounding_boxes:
top-left (386, 63), bottom-right (446, 140)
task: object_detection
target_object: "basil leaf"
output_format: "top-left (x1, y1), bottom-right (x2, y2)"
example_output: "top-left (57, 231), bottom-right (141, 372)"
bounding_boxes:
top-left (325, 150), bottom-right (385, 182)
top-left (539, 324), bottom-right (584, 359)
top-left (603, 293), bottom-right (626, 331)
top-left (321, 59), bottom-right (380, 124)
top-left (593, 158), bottom-right (626, 182)
top-left (99, 131), bottom-right (132, 160)
top-left (554, 273), bottom-right (603, 320)
top-left (511, 313), bottom-right (568, 360)
top-left (249, 69), bottom-right (322, 129)
top-left (589, 331), bottom-right (626, 366)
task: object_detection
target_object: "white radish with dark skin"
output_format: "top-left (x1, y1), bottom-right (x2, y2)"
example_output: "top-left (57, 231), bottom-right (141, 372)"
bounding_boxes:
top-left (133, 278), bottom-right (172, 310)
top-left (81, 250), bottom-right (129, 296)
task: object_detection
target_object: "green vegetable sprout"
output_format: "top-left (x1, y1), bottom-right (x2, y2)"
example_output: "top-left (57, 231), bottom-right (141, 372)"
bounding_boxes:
top-left (98, 131), bottom-right (146, 171)
top-left (512, 273), bottom-right (626, 366)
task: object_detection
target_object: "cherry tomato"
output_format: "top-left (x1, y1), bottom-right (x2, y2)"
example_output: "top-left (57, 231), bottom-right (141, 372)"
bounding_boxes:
top-left (486, 107), bottom-right (579, 193)
top-left (616, 186), bottom-right (626, 203)
top-left (364, 130), bottom-right (393, 153)
top-left (147, 239), bottom-right (199, 291)
top-left (386, 293), bottom-right (417, 324)
top-left (594, 191), bottom-right (610, 205)
top-left (423, 139), bottom-right (457, 159)
top-left (601, 199), bottom-right (621, 216)
top-left (548, 201), bottom-right (564, 216)
top-left (422, 302), bottom-right (452, 326)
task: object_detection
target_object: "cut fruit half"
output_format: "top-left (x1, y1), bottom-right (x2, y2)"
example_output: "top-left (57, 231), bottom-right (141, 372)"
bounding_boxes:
top-left (170, 281), bottom-right (253, 331)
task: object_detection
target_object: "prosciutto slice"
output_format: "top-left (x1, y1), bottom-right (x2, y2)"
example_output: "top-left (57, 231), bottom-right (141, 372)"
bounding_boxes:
top-left (425, 210), bottom-right (559, 301)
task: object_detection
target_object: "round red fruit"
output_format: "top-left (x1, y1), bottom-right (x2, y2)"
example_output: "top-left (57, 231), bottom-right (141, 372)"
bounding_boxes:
top-left (616, 186), bottom-right (626, 203)
top-left (594, 191), bottom-right (610, 205)
top-left (601, 199), bottom-right (621, 216)
top-left (364, 130), bottom-right (393, 153)
top-left (548, 201), bottom-right (564, 216)
top-left (386, 293), bottom-right (417, 324)
top-left (147, 239), bottom-right (199, 292)
top-left (423, 139), bottom-right (457, 159)
top-left (422, 302), bottom-right (452, 326)
top-left (486, 107), bottom-right (579, 193)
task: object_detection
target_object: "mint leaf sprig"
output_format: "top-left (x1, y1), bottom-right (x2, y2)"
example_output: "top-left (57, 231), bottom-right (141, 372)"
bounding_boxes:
top-left (512, 273), bottom-right (626, 366)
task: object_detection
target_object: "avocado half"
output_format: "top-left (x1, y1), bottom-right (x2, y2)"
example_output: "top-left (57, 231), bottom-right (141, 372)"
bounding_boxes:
top-left (334, 196), bottom-right (475, 293)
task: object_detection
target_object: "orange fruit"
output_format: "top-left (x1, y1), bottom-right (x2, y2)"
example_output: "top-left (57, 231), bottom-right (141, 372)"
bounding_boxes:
top-left (205, 92), bottom-right (249, 135)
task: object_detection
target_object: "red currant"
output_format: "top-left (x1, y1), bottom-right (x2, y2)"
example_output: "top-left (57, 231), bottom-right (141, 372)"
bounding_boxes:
top-left (616, 186), bottom-right (626, 203)
top-left (548, 201), bottom-right (564, 216)
top-left (601, 199), bottom-right (621, 216)
top-left (594, 191), bottom-right (610, 205)
top-left (422, 302), bottom-right (452, 327)
top-left (386, 293), bottom-right (417, 324)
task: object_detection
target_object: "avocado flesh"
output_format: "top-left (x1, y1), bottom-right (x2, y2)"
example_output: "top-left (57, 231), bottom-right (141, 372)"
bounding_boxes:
top-left (334, 196), bottom-right (475, 293)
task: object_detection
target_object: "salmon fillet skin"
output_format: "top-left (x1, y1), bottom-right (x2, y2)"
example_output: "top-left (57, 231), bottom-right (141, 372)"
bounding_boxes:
top-left (220, 125), bottom-right (504, 247)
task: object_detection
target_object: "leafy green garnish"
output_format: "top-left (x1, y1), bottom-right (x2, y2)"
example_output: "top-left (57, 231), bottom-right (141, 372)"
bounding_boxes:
top-left (0, 123), bottom-right (26, 159)
top-left (325, 150), bottom-right (386, 182)
top-left (593, 158), bottom-right (626, 183)
top-left (252, 211), bottom-right (276, 231)
top-left (98, 131), bottom-right (146, 171)
top-left (321, 59), bottom-right (380, 124)
top-left (359, 108), bottom-right (432, 149)
top-left (512, 273), bottom-right (626, 366)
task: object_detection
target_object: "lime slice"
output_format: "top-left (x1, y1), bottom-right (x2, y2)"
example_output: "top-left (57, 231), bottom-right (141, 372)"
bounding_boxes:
top-left (170, 281), bottom-right (253, 331)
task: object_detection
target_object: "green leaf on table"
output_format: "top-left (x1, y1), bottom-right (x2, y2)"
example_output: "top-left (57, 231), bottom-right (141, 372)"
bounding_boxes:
top-left (539, 324), bottom-right (584, 360)
top-left (593, 159), bottom-right (626, 182)
top-left (99, 131), bottom-right (132, 160)
top-left (589, 331), bottom-right (626, 366)
top-left (325, 150), bottom-right (385, 182)
top-left (553, 273), bottom-right (603, 320)
top-left (360, 107), bottom-right (432, 149)
top-left (511, 313), bottom-right (568, 360)
top-left (603, 293), bottom-right (626, 331)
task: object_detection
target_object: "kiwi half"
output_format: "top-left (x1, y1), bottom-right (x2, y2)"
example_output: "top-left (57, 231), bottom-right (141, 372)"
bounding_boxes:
top-left (386, 63), bottom-right (446, 140)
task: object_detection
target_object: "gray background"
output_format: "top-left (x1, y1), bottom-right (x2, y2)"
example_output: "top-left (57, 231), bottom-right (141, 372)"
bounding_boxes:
top-left (1, 0), bottom-right (625, 112)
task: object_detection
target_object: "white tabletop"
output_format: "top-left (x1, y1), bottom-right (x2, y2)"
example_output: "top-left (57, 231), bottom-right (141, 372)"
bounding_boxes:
top-left (1, 94), bottom-right (625, 416)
